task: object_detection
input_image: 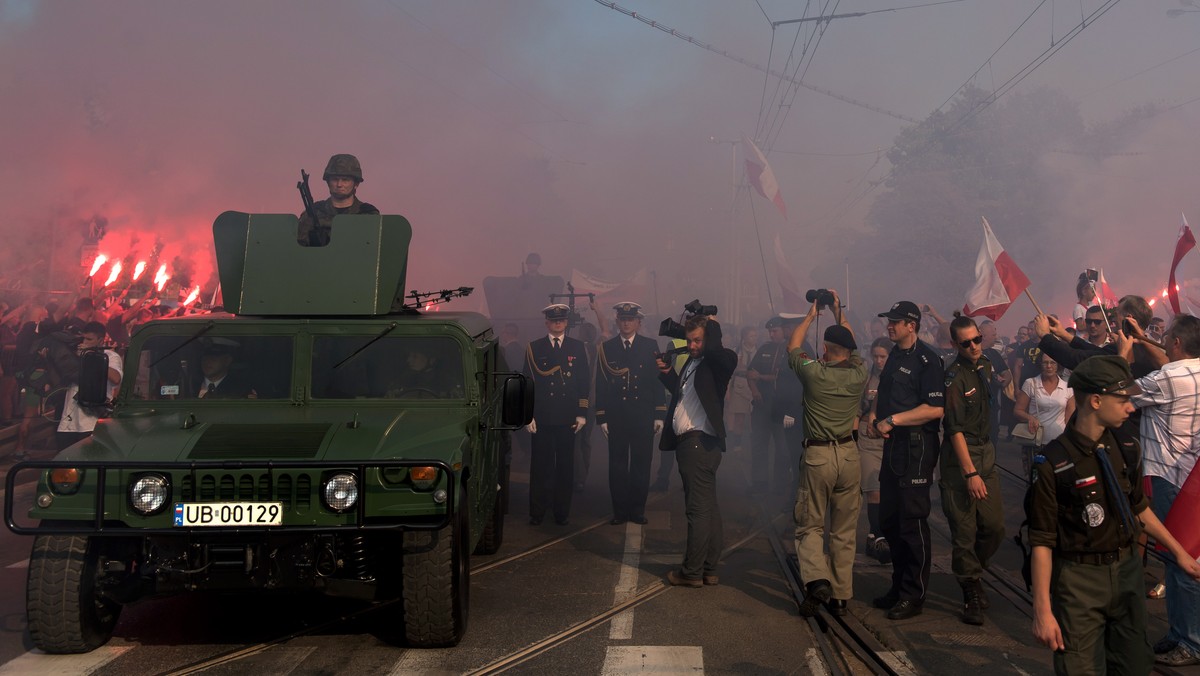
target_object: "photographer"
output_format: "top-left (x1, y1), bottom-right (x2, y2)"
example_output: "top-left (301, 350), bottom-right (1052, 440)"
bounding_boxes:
top-left (785, 289), bottom-right (867, 617)
top-left (658, 312), bottom-right (737, 587)
top-left (56, 322), bottom-right (122, 451)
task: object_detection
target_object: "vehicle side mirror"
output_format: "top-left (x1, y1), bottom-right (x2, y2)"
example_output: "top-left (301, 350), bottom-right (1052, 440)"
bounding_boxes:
top-left (77, 350), bottom-right (110, 408)
top-left (501, 375), bottom-right (534, 427)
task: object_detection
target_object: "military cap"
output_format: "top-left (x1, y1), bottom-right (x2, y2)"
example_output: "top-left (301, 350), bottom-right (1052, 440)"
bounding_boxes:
top-left (765, 316), bottom-right (784, 329)
top-left (525, 252), bottom-right (542, 265)
top-left (542, 304), bottom-right (570, 320)
top-left (1068, 355), bottom-right (1132, 396)
top-left (779, 312), bottom-right (804, 327)
top-left (878, 300), bottom-right (921, 323)
top-left (201, 337), bottom-right (240, 356)
top-left (613, 302), bottom-right (643, 319)
top-left (823, 325), bottom-right (858, 351)
top-left (323, 153), bottom-right (363, 182)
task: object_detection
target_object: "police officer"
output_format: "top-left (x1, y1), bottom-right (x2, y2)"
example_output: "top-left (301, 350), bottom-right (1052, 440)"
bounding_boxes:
top-left (595, 302), bottom-right (666, 525)
top-left (869, 301), bottom-right (945, 620)
top-left (523, 304), bottom-right (590, 525)
top-left (1028, 356), bottom-right (1200, 675)
top-left (748, 316), bottom-right (789, 493)
top-left (297, 153), bottom-right (380, 247)
top-left (941, 313), bottom-right (1005, 626)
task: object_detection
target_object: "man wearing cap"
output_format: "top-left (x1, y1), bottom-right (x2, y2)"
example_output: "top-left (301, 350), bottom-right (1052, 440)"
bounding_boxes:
top-left (595, 302), bottom-right (666, 525)
top-left (748, 316), bottom-right (790, 493)
top-left (658, 313), bottom-right (738, 587)
top-left (1028, 356), bottom-right (1200, 675)
top-left (197, 338), bottom-right (256, 399)
top-left (940, 313), bottom-right (1006, 626)
top-left (297, 153), bottom-right (380, 247)
top-left (523, 304), bottom-right (590, 525)
top-left (785, 290), bottom-right (867, 617)
top-left (868, 300), bottom-right (945, 620)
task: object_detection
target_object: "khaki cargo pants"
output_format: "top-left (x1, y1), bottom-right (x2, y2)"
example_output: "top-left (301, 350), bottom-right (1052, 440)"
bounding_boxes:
top-left (794, 438), bottom-right (862, 599)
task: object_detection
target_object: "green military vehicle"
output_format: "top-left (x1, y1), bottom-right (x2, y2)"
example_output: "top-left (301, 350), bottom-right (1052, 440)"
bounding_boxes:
top-left (3, 212), bottom-right (532, 654)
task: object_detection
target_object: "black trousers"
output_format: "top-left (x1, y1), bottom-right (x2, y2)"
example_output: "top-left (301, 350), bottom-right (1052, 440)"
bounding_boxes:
top-left (751, 403), bottom-right (789, 491)
top-left (530, 424), bottom-right (575, 521)
top-left (878, 430), bottom-right (940, 602)
top-left (607, 417), bottom-right (655, 520)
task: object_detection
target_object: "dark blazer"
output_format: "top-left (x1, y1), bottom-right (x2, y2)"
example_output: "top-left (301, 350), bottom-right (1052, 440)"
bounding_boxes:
top-left (595, 333), bottom-right (666, 426)
top-left (658, 321), bottom-right (738, 451)
top-left (523, 335), bottom-right (591, 425)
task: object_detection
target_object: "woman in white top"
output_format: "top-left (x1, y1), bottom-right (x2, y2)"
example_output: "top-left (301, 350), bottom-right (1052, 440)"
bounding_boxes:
top-left (1013, 352), bottom-right (1074, 478)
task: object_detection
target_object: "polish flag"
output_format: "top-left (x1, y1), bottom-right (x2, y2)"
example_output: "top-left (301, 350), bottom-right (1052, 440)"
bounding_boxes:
top-left (773, 235), bottom-right (805, 312)
top-left (1165, 461), bottom-right (1200, 562)
top-left (1168, 213), bottom-right (1195, 314)
top-left (962, 217), bottom-right (1031, 321)
top-left (741, 133), bottom-right (787, 219)
top-left (1095, 269), bottom-right (1119, 308)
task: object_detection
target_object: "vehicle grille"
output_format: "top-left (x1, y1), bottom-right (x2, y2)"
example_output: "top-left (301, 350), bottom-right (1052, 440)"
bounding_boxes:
top-left (178, 472), bottom-right (314, 512)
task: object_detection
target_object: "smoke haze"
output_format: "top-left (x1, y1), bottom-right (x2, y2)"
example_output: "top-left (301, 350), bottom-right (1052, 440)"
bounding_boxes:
top-left (2, 0), bottom-right (1199, 335)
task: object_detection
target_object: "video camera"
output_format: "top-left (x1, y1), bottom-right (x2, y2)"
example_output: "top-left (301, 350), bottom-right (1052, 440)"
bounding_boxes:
top-left (658, 298), bottom-right (719, 340)
top-left (654, 345), bottom-right (690, 364)
top-left (806, 288), bottom-right (836, 309)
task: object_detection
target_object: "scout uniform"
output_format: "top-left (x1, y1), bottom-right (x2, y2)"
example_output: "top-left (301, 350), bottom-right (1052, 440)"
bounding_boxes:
top-left (940, 352), bottom-right (1005, 625)
top-left (749, 317), bottom-right (789, 492)
top-left (523, 304), bottom-right (590, 525)
top-left (788, 325), bottom-right (868, 616)
top-left (594, 302), bottom-right (666, 525)
top-left (1027, 356), bottom-right (1153, 675)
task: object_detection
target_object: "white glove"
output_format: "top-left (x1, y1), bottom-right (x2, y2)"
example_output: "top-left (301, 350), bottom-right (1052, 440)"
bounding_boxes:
top-left (527, 419), bottom-right (538, 434)
top-left (783, 414), bottom-right (795, 429)
top-left (574, 417), bottom-right (586, 434)
top-left (600, 423), bottom-right (609, 438)
top-left (653, 420), bottom-right (664, 434)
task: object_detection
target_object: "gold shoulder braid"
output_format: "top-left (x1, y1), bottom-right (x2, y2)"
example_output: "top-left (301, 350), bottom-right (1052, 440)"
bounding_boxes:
top-left (596, 342), bottom-right (630, 383)
top-left (526, 342), bottom-right (563, 377)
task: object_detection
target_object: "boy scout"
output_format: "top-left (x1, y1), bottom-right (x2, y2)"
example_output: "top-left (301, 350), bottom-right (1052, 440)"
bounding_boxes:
top-left (1028, 356), bottom-right (1200, 675)
top-left (940, 314), bottom-right (1005, 626)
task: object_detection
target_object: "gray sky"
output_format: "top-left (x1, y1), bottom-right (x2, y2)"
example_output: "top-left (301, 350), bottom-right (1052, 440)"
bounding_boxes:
top-left (2, 0), bottom-right (1199, 332)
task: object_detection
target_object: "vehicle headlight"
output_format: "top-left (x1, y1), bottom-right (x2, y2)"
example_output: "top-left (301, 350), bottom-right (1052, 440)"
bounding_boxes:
top-left (49, 468), bottom-right (84, 496)
top-left (322, 473), bottom-right (359, 512)
top-left (129, 474), bottom-right (170, 515)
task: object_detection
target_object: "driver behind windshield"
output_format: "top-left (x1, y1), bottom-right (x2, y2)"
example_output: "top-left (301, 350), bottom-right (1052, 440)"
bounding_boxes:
top-left (385, 347), bottom-right (451, 398)
top-left (198, 339), bottom-right (257, 399)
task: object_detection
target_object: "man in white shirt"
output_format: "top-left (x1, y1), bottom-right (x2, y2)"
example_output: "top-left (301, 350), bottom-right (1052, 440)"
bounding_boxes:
top-left (56, 322), bottom-right (122, 450)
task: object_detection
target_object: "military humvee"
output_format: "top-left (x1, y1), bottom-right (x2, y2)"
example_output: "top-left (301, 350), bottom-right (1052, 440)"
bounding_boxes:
top-left (3, 213), bottom-right (533, 654)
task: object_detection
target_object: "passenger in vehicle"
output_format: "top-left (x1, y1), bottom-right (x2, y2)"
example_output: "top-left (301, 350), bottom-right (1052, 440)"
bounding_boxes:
top-left (197, 339), bottom-right (257, 399)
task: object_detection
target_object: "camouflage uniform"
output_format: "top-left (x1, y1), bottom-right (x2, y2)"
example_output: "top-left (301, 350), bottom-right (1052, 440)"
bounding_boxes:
top-left (296, 154), bottom-right (380, 247)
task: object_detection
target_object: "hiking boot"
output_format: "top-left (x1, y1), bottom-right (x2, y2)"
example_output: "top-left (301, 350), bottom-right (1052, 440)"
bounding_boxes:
top-left (873, 536), bottom-right (892, 565)
top-left (961, 581), bottom-right (985, 626)
top-left (799, 579), bottom-right (832, 617)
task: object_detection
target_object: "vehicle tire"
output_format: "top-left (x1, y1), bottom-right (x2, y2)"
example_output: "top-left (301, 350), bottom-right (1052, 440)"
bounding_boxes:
top-left (26, 535), bottom-right (122, 654)
top-left (402, 484), bottom-right (469, 647)
top-left (475, 484), bottom-right (504, 555)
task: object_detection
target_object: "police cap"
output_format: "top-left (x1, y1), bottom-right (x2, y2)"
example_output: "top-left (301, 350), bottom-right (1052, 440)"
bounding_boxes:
top-left (1068, 355), bottom-right (1132, 396)
top-left (878, 300), bottom-right (921, 323)
top-left (613, 302), bottom-right (643, 319)
top-left (542, 304), bottom-right (570, 320)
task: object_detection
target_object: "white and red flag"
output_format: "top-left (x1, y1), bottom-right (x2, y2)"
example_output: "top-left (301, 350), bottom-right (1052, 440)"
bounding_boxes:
top-left (741, 133), bottom-right (787, 219)
top-left (1095, 269), bottom-right (1119, 308)
top-left (1168, 213), bottom-right (1196, 314)
top-left (962, 217), bottom-right (1031, 321)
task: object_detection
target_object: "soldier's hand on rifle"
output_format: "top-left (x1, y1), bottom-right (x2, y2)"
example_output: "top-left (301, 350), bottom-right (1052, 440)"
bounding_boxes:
top-left (573, 417), bottom-right (586, 434)
top-left (527, 419), bottom-right (538, 434)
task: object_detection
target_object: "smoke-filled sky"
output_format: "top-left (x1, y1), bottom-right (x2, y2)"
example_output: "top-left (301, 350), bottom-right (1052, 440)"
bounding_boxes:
top-left (3, 0), bottom-right (1200, 333)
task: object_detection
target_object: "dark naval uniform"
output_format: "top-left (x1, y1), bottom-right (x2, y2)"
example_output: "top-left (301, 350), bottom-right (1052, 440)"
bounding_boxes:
top-left (595, 312), bottom-right (666, 524)
top-left (876, 335), bottom-right (944, 606)
top-left (940, 353), bottom-right (1005, 623)
top-left (748, 317), bottom-right (789, 492)
top-left (524, 327), bottom-right (590, 524)
top-left (1028, 358), bottom-right (1153, 675)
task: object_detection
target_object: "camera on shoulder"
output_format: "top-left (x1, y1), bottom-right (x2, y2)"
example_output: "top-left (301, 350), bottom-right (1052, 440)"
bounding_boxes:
top-left (659, 299), bottom-right (719, 339)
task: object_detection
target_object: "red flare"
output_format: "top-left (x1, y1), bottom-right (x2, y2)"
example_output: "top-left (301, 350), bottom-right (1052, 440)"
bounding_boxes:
top-left (132, 261), bottom-right (147, 281)
top-left (103, 261), bottom-right (123, 287)
top-left (183, 286), bottom-right (200, 306)
top-left (154, 265), bottom-right (169, 292)
top-left (88, 254), bottom-right (108, 277)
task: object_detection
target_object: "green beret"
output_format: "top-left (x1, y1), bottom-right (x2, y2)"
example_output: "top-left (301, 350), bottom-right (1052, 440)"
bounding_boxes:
top-left (1068, 355), bottom-right (1132, 395)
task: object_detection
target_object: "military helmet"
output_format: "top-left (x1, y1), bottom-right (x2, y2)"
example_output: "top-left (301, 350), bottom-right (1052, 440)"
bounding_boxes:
top-left (323, 154), bottom-right (364, 182)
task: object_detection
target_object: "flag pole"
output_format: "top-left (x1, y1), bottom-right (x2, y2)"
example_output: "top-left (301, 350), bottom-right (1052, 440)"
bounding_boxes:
top-left (1024, 288), bottom-right (1044, 316)
top-left (1089, 281), bottom-right (1115, 335)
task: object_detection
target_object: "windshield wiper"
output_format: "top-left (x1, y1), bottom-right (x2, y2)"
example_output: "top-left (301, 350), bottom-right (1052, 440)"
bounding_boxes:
top-left (150, 321), bottom-right (215, 368)
top-left (333, 322), bottom-right (397, 370)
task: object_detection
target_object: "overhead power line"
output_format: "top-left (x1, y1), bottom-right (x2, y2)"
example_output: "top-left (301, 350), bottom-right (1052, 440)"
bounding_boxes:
top-left (592, 0), bottom-right (921, 124)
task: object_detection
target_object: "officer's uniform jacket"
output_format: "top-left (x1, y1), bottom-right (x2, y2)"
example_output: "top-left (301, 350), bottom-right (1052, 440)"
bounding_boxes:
top-left (1027, 425), bottom-right (1147, 557)
top-left (524, 335), bottom-right (590, 425)
top-left (594, 334), bottom-right (666, 426)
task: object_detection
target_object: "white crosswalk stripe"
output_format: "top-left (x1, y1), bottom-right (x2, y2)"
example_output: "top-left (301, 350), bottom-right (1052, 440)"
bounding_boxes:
top-left (601, 646), bottom-right (704, 674)
top-left (0, 645), bottom-right (132, 675)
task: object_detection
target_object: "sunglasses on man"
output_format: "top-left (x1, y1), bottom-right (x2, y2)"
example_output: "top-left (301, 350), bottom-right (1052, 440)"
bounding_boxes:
top-left (1085, 318), bottom-right (1105, 326)
top-left (958, 335), bottom-right (983, 349)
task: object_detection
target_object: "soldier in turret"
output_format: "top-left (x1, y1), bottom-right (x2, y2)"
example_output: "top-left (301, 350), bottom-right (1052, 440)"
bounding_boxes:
top-left (297, 153), bottom-right (380, 247)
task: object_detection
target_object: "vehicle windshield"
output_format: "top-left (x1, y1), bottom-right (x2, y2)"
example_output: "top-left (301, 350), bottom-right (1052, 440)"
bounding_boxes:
top-left (128, 334), bottom-right (294, 401)
top-left (312, 335), bottom-right (465, 399)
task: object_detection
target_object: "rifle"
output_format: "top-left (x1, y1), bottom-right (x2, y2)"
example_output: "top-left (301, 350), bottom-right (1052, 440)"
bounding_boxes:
top-left (296, 170), bottom-right (322, 235)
